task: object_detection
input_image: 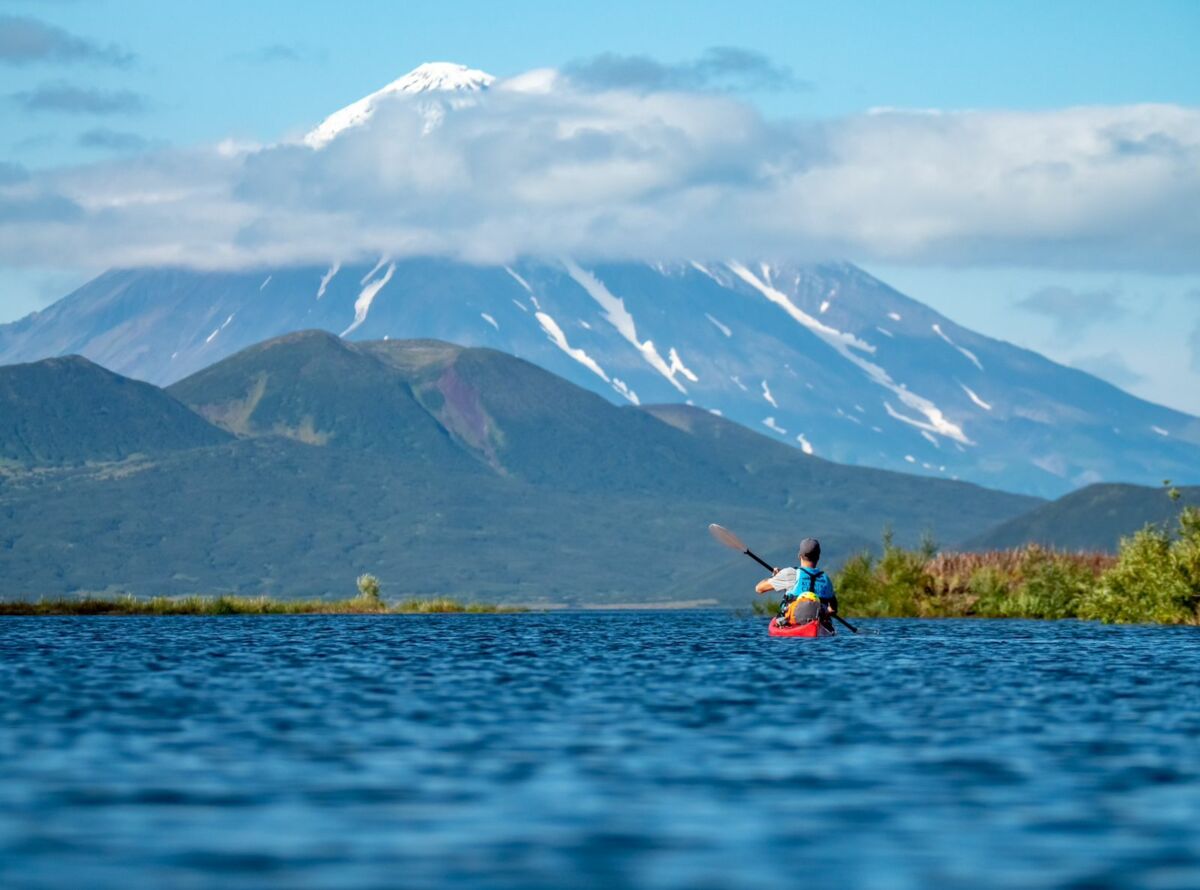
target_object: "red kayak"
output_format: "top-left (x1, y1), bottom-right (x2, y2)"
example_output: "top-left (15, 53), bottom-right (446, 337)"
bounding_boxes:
top-left (768, 619), bottom-right (835, 638)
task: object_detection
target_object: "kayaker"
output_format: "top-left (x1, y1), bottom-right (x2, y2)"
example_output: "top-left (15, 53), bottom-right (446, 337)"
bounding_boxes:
top-left (755, 538), bottom-right (837, 630)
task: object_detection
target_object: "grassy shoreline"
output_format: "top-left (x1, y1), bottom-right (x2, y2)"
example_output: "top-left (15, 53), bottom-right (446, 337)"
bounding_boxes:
top-left (0, 594), bottom-right (521, 616)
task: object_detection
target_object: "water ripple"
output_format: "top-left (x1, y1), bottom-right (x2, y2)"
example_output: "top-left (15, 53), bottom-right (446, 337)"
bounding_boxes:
top-left (1, 614), bottom-right (1198, 889)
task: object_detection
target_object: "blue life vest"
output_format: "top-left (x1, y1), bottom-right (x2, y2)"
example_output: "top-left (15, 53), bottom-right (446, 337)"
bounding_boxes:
top-left (788, 566), bottom-right (833, 600)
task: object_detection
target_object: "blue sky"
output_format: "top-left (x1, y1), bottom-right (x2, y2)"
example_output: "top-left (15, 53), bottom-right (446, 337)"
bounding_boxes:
top-left (2, 0), bottom-right (1199, 411)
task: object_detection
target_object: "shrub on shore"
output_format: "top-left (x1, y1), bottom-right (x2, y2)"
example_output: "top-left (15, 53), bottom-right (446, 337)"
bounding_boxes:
top-left (355, 573), bottom-right (383, 608)
top-left (1076, 505), bottom-right (1200, 624)
top-left (825, 503), bottom-right (1200, 624)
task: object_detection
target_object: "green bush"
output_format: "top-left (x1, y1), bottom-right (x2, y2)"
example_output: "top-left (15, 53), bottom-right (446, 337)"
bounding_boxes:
top-left (827, 498), bottom-right (1200, 625)
top-left (836, 530), bottom-right (932, 617)
top-left (830, 531), bottom-right (1137, 622)
top-left (356, 573), bottom-right (383, 606)
top-left (1078, 507), bottom-right (1200, 624)
top-left (973, 547), bottom-right (1092, 619)
top-left (967, 566), bottom-right (1011, 615)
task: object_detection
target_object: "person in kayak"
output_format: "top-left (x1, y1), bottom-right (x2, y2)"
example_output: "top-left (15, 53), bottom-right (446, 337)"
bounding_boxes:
top-left (755, 537), bottom-right (837, 630)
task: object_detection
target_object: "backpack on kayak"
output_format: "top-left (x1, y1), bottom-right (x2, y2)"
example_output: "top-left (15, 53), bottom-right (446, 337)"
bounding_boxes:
top-left (777, 568), bottom-right (826, 626)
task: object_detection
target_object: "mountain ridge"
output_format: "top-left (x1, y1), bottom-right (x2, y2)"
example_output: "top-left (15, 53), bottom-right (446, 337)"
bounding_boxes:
top-left (0, 334), bottom-right (1040, 602)
top-left (963, 482), bottom-right (1200, 552)
top-left (0, 353), bottom-right (230, 467)
top-left (2, 259), bottom-right (1196, 498)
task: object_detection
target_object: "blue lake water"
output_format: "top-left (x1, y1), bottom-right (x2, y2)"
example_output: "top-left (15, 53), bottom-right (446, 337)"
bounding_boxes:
top-left (1, 613), bottom-right (1198, 889)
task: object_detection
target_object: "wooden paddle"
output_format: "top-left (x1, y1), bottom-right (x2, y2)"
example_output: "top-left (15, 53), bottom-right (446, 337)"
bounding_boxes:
top-left (708, 523), bottom-right (859, 634)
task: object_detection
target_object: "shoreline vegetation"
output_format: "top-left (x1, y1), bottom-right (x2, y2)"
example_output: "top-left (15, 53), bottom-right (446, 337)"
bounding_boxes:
top-left (757, 494), bottom-right (1200, 625)
top-left (0, 595), bottom-right (521, 616)
top-left (5, 497), bottom-right (1197, 624)
top-left (0, 574), bottom-right (521, 616)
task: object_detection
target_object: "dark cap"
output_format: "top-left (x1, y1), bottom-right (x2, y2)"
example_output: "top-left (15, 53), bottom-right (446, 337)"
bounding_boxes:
top-left (798, 538), bottom-right (821, 562)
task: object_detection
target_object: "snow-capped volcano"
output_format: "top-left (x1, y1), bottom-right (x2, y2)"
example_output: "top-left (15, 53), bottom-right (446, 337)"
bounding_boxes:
top-left (305, 62), bottom-right (495, 147)
top-left (6, 256), bottom-right (1199, 498)
top-left (4, 64), bottom-right (1199, 499)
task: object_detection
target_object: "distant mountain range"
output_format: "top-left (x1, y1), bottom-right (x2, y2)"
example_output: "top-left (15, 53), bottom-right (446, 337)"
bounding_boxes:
top-left (0, 333), bottom-right (1044, 603)
top-left (965, 482), bottom-right (1199, 552)
top-left (1, 63), bottom-right (1198, 499)
top-left (4, 259), bottom-right (1198, 500)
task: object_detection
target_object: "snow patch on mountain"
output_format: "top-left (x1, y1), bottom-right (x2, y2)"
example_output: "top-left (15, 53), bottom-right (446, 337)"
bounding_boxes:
top-left (705, 313), bottom-right (732, 337)
top-left (730, 261), bottom-right (970, 445)
top-left (884, 400), bottom-right (967, 444)
top-left (689, 262), bottom-right (725, 286)
top-left (668, 348), bottom-right (699, 383)
top-left (563, 260), bottom-right (689, 394)
top-left (358, 259), bottom-right (387, 285)
top-left (305, 62), bottom-right (495, 147)
top-left (504, 266), bottom-right (532, 293)
top-left (536, 311), bottom-right (607, 380)
top-left (728, 261), bottom-right (875, 355)
top-left (932, 323), bottom-right (984, 371)
top-left (342, 262), bottom-right (395, 336)
top-left (960, 383), bottom-right (992, 411)
top-left (611, 378), bottom-right (639, 404)
top-left (316, 263), bottom-right (340, 299)
top-left (203, 313), bottom-right (236, 345)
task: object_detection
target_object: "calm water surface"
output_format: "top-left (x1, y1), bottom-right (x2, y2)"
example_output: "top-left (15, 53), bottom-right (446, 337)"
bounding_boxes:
top-left (1, 614), bottom-right (1198, 889)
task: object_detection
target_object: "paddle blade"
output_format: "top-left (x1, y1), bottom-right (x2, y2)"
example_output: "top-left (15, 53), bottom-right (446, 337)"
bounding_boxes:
top-left (708, 523), bottom-right (747, 553)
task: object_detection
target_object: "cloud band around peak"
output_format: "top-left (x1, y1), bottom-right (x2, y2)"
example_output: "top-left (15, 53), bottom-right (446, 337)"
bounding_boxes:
top-left (0, 71), bottom-right (1197, 276)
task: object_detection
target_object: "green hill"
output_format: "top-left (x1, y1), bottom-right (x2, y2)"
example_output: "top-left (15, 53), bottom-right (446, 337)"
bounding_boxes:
top-left (0, 355), bottom-right (229, 468)
top-left (0, 335), bottom-right (1041, 603)
top-left (963, 483), bottom-right (1200, 552)
top-left (167, 332), bottom-right (480, 469)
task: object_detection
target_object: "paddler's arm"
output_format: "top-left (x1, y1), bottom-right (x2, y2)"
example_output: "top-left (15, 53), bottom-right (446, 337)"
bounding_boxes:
top-left (820, 575), bottom-right (838, 613)
top-left (754, 568), bottom-right (782, 595)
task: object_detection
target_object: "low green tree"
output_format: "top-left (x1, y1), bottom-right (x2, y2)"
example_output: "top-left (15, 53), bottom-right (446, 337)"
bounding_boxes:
top-left (977, 547), bottom-right (1092, 619)
top-left (836, 528), bottom-right (933, 617)
top-left (1079, 506), bottom-right (1200, 624)
top-left (356, 573), bottom-right (383, 608)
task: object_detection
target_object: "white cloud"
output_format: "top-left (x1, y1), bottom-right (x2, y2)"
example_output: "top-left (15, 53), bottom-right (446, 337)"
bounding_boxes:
top-left (1, 73), bottom-right (1198, 275)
